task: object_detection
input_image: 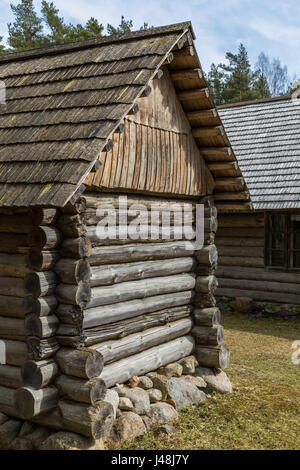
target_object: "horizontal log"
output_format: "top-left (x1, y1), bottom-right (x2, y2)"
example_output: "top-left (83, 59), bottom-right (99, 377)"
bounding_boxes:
top-left (55, 258), bottom-right (91, 284)
top-left (90, 257), bottom-right (195, 287)
top-left (192, 325), bottom-right (224, 346)
top-left (0, 340), bottom-right (27, 366)
top-left (219, 256), bottom-right (264, 268)
top-left (196, 244), bottom-right (218, 266)
top-left (100, 335), bottom-right (195, 388)
top-left (14, 386), bottom-right (58, 419)
top-left (177, 87), bottom-right (209, 101)
top-left (28, 226), bottom-right (62, 250)
top-left (0, 317), bottom-right (26, 340)
top-left (218, 277), bottom-right (300, 296)
top-left (58, 399), bottom-right (114, 439)
top-left (23, 295), bottom-right (58, 316)
top-left (217, 266), bottom-right (300, 285)
top-left (57, 214), bottom-right (86, 237)
top-left (22, 359), bottom-right (59, 389)
top-left (24, 271), bottom-right (57, 297)
top-left (207, 161), bottom-right (238, 172)
top-left (0, 233), bottom-right (28, 254)
top-left (92, 318), bottom-right (193, 365)
top-left (27, 337), bottom-right (59, 361)
top-left (60, 237), bottom-right (92, 258)
top-left (218, 213), bottom-right (265, 228)
top-left (216, 237), bottom-right (264, 247)
top-left (0, 253), bottom-right (30, 278)
top-left (0, 276), bottom-right (27, 297)
top-left (218, 246), bottom-right (264, 258)
top-left (55, 376), bottom-right (106, 405)
top-left (29, 208), bottom-right (57, 226)
top-left (170, 68), bottom-right (203, 82)
top-left (25, 314), bottom-right (59, 338)
top-left (213, 191), bottom-right (251, 201)
top-left (56, 282), bottom-right (91, 308)
top-left (215, 177), bottom-right (245, 191)
top-left (55, 303), bottom-right (83, 326)
top-left (0, 364), bottom-right (23, 388)
top-left (32, 407), bottom-right (64, 430)
top-left (195, 275), bottom-right (218, 294)
top-left (87, 273), bottom-right (195, 309)
top-left (216, 227), bottom-right (265, 239)
top-left (59, 305), bottom-right (192, 347)
top-left (194, 307), bottom-right (221, 326)
top-left (56, 348), bottom-right (104, 379)
top-left (216, 287), bottom-right (300, 305)
top-left (0, 215), bottom-right (31, 233)
top-left (89, 240), bottom-right (196, 265)
top-left (85, 210), bottom-right (194, 226)
top-left (200, 147), bottom-right (232, 160)
top-left (195, 343), bottom-right (230, 369)
top-left (84, 193), bottom-right (196, 211)
top-left (216, 202), bottom-right (253, 212)
top-left (27, 250), bottom-right (59, 271)
top-left (0, 386), bottom-right (18, 417)
top-left (192, 126), bottom-right (224, 139)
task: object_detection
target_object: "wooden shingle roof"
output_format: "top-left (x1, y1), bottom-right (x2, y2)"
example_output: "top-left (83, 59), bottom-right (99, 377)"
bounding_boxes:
top-left (218, 96), bottom-right (300, 210)
top-left (0, 21), bottom-right (249, 207)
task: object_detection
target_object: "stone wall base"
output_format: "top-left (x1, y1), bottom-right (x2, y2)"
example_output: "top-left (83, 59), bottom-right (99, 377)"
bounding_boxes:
top-left (0, 357), bottom-right (232, 450)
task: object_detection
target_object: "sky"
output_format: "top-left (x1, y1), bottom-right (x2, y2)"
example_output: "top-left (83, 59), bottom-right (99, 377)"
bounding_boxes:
top-left (0, 0), bottom-right (299, 79)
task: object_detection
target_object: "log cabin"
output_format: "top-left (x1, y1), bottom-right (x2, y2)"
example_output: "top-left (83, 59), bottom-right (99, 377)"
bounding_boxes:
top-left (0, 21), bottom-right (249, 442)
top-left (216, 96), bottom-right (300, 305)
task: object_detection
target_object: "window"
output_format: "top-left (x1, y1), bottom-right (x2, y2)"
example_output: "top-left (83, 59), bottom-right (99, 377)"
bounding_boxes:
top-left (266, 213), bottom-right (300, 270)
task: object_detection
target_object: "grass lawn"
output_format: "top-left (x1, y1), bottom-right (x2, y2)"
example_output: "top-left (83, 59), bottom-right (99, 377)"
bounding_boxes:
top-left (120, 311), bottom-right (300, 450)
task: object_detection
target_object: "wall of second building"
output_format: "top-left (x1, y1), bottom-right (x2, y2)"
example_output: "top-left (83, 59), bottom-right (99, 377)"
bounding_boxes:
top-left (216, 211), bottom-right (300, 304)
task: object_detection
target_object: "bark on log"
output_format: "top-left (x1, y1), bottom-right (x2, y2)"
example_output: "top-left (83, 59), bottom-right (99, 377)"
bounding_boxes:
top-left (194, 307), bottom-right (221, 326)
top-left (23, 295), bottom-right (57, 316)
top-left (55, 376), bottom-right (106, 405)
top-left (28, 226), bottom-right (62, 250)
top-left (58, 399), bottom-right (114, 439)
top-left (0, 365), bottom-right (23, 388)
top-left (29, 208), bottom-right (58, 226)
top-left (56, 348), bottom-right (104, 379)
top-left (192, 325), bottom-right (224, 346)
top-left (0, 340), bottom-right (27, 366)
top-left (87, 273), bottom-right (195, 309)
top-left (90, 257), bottom-right (196, 287)
top-left (27, 337), bottom-right (60, 361)
top-left (0, 233), bottom-right (28, 254)
top-left (195, 343), bottom-right (230, 369)
top-left (0, 276), bottom-right (27, 297)
top-left (60, 237), bottom-right (92, 258)
top-left (57, 215), bottom-right (86, 237)
top-left (25, 314), bottom-right (59, 338)
top-left (27, 250), bottom-right (59, 271)
top-left (195, 275), bottom-right (218, 294)
top-left (0, 253), bottom-right (30, 278)
top-left (89, 240), bottom-right (196, 265)
top-left (101, 335), bottom-right (195, 388)
top-left (195, 244), bottom-right (218, 266)
top-left (56, 282), bottom-right (91, 308)
top-left (14, 386), bottom-right (59, 419)
top-left (24, 271), bottom-right (57, 297)
top-left (92, 318), bottom-right (193, 365)
top-left (55, 258), bottom-right (91, 284)
top-left (22, 359), bottom-right (59, 389)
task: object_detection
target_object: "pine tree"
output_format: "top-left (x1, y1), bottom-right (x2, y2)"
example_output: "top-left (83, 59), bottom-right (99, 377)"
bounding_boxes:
top-left (107, 16), bottom-right (133, 35)
top-left (41, 1), bottom-right (68, 45)
top-left (0, 37), bottom-right (5, 54)
top-left (207, 63), bottom-right (226, 105)
top-left (7, 0), bottom-right (44, 51)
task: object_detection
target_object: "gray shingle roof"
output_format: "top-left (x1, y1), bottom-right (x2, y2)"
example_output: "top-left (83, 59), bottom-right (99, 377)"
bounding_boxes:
top-left (218, 97), bottom-right (300, 210)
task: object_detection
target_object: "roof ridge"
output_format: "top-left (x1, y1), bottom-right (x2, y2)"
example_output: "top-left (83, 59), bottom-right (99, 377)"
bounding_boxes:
top-left (217, 94), bottom-right (292, 110)
top-left (0, 21), bottom-right (193, 65)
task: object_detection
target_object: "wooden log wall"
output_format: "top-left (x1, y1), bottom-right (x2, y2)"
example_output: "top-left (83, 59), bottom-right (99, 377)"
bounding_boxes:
top-left (215, 212), bottom-right (300, 304)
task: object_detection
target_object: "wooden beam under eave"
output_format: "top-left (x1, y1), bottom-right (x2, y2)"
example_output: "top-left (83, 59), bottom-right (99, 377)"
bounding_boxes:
top-left (215, 201), bottom-right (254, 212)
top-left (213, 191), bottom-right (250, 201)
top-left (177, 88), bottom-right (209, 101)
top-left (192, 126), bottom-right (224, 139)
top-left (173, 46), bottom-right (195, 58)
top-left (214, 177), bottom-right (245, 191)
top-left (186, 109), bottom-right (217, 120)
top-left (170, 68), bottom-right (203, 81)
top-left (207, 161), bottom-right (238, 172)
top-left (200, 147), bottom-right (234, 161)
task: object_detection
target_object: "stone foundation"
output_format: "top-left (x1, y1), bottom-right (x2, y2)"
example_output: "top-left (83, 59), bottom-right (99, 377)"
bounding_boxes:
top-left (0, 356), bottom-right (232, 450)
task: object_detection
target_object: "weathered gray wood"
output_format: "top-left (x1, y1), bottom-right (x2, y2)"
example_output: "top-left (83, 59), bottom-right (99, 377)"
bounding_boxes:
top-left (218, 277), bottom-right (300, 296)
top-left (56, 348), bottom-right (104, 379)
top-left (32, 407), bottom-right (64, 430)
top-left (58, 399), bottom-right (114, 439)
top-left (89, 240), bottom-right (196, 265)
top-left (0, 340), bottom-right (27, 366)
top-left (194, 293), bottom-right (216, 309)
top-left (0, 317), bottom-right (26, 340)
top-left (216, 287), bottom-right (300, 304)
top-left (24, 271), bottom-right (57, 297)
top-left (218, 256), bottom-right (264, 268)
top-left (22, 359), bottom-right (59, 388)
top-left (88, 273), bottom-right (195, 309)
top-left (56, 282), bottom-right (91, 308)
top-left (14, 386), bottom-right (59, 419)
top-left (60, 237), bottom-right (92, 258)
top-left (84, 193), bottom-right (195, 211)
top-left (216, 237), bottom-right (264, 247)
top-left (56, 303), bottom-right (83, 326)
top-left (100, 335), bottom-right (195, 388)
top-left (25, 314), bottom-right (59, 338)
top-left (55, 258), bottom-right (91, 284)
top-left (27, 337), bottom-right (60, 361)
top-left (55, 376), bottom-right (106, 405)
top-left (28, 226), bottom-right (62, 250)
top-left (195, 275), bottom-right (218, 294)
top-left (30, 208), bottom-right (58, 226)
top-left (60, 198), bottom-right (87, 214)
top-left (194, 307), bottom-right (221, 326)
top-left (27, 250), bottom-right (59, 271)
top-left (217, 266), bottom-right (300, 285)
top-left (0, 364), bottom-right (23, 388)
top-left (90, 257), bottom-right (196, 287)
top-left (192, 325), bottom-right (224, 346)
top-left (195, 244), bottom-right (218, 266)
top-left (0, 253), bottom-right (30, 278)
top-left (57, 214), bottom-right (86, 237)
top-left (23, 295), bottom-right (58, 316)
top-left (0, 386), bottom-right (19, 417)
top-left (195, 343), bottom-right (230, 369)
top-left (92, 318), bottom-right (193, 365)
